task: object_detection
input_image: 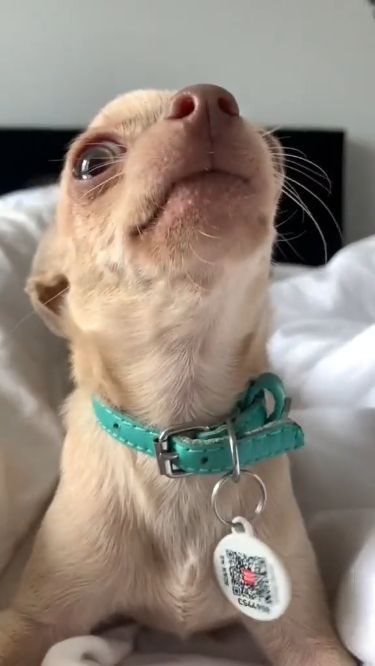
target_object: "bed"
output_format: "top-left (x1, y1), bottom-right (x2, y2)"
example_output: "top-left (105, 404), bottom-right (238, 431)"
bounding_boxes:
top-left (0, 130), bottom-right (374, 665)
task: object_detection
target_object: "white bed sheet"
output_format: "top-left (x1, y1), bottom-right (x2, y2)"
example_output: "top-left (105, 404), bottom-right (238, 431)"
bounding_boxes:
top-left (0, 187), bottom-right (374, 665)
top-left (0, 186), bottom-right (66, 588)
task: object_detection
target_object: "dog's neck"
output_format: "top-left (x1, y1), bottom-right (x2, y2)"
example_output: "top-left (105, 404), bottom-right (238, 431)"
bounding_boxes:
top-left (72, 259), bottom-right (271, 429)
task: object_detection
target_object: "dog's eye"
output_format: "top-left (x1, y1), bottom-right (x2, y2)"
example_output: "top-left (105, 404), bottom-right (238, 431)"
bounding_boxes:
top-left (73, 141), bottom-right (124, 180)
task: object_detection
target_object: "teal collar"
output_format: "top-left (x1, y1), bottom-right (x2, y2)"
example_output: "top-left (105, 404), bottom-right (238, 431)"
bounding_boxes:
top-left (92, 373), bottom-right (304, 478)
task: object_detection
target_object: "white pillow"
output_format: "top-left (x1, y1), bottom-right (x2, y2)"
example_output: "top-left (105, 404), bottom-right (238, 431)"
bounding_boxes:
top-left (0, 186), bottom-right (67, 593)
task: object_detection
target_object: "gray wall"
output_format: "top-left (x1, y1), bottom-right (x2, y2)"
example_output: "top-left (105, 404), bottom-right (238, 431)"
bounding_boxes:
top-left (1, 0), bottom-right (374, 242)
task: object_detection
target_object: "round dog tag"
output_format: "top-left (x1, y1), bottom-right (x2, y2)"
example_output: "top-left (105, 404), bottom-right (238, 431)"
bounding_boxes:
top-left (213, 517), bottom-right (291, 622)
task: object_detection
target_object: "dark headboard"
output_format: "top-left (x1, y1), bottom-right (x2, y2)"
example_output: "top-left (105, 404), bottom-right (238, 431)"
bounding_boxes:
top-left (0, 127), bottom-right (344, 266)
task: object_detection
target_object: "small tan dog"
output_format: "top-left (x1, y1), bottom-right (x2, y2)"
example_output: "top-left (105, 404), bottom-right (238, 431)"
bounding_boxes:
top-left (0, 85), bottom-right (355, 666)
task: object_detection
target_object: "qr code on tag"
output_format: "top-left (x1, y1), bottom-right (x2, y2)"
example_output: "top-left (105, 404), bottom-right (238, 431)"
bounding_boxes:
top-left (226, 549), bottom-right (272, 612)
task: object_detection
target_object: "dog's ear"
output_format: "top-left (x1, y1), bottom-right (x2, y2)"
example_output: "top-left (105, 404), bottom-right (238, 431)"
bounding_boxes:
top-left (26, 224), bottom-right (70, 338)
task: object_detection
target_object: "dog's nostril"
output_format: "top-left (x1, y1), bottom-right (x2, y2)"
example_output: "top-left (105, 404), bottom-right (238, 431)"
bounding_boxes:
top-left (167, 93), bottom-right (196, 120)
top-left (217, 94), bottom-right (240, 117)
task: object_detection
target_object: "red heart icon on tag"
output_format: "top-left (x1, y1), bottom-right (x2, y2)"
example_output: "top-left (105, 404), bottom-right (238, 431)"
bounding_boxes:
top-left (241, 568), bottom-right (257, 586)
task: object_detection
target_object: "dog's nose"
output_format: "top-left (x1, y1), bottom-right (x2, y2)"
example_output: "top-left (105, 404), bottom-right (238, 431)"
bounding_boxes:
top-left (166, 84), bottom-right (240, 129)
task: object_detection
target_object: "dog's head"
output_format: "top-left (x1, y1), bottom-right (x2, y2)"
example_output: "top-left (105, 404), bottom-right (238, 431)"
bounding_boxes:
top-left (28, 85), bottom-right (284, 422)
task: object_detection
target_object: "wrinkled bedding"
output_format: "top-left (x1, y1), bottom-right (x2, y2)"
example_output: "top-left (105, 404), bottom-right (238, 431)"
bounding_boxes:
top-left (0, 186), bottom-right (374, 665)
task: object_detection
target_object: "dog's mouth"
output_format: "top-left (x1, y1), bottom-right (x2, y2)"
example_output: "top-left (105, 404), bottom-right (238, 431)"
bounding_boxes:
top-left (130, 169), bottom-right (250, 237)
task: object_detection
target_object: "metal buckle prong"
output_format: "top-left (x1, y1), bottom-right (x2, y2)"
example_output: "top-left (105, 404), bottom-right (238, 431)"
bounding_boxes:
top-left (226, 418), bottom-right (241, 483)
top-left (155, 423), bottom-right (212, 478)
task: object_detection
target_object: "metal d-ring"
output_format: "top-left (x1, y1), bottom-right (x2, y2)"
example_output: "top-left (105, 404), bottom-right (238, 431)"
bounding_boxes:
top-left (226, 418), bottom-right (240, 483)
top-left (211, 470), bottom-right (268, 528)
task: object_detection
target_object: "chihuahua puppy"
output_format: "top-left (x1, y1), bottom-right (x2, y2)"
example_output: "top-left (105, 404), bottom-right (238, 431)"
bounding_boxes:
top-left (0, 85), bottom-right (354, 665)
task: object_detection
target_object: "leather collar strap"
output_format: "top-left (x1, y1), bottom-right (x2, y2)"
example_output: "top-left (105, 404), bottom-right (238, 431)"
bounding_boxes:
top-left (92, 373), bottom-right (304, 478)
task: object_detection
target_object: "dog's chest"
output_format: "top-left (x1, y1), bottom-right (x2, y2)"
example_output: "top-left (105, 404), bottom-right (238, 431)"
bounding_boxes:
top-left (121, 487), bottom-right (236, 634)
top-left (126, 536), bottom-right (235, 635)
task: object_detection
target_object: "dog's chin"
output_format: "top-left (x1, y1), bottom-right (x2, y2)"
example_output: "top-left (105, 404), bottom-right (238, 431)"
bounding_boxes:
top-left (127, 171), bottom-right (274, 270)
top-left (132, 171), bottom-right (252, 237)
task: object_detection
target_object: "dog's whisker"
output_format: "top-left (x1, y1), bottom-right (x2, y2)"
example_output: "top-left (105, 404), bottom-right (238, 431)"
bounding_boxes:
top-left (184, 261), bottom-right (212, 293)
top-left (278, 229), bottom-right (307, 243)
top-left (275, 242), bottom-right (288, 261)
top-left (285, 175), bottom-right (342, 241)
top-left (282, 183), bottom-right (328, 263)
top-left (277, 231), bottom-right (306, 262)
top-left (276, 208), bottom-right (299, 229)
top-left (184, 270), bottom-right (204, 292)
top-left (261, 125), bottom-right (283, 137)
top-left (270, 150), bottom-right (331, 182)
top-left (281, 156), bottom-right (331, 183)
top-left (79, 173), bottom-right (121, 200)
top-left (197, 229), bottom-right (222, 241)
top-left (1, 285), bottom-right (69, 343)
top-left (280, 164), bottom-right (331, 194)
top-left (190, 245), bottom-right (217, 266)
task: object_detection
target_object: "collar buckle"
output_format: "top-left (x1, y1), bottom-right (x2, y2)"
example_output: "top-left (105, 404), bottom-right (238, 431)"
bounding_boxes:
top-left (155, 423), bottom-right (211, 478)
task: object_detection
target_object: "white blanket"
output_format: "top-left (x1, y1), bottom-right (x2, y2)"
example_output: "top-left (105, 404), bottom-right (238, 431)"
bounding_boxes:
top-left (0, 187), bottom-right (374, 665)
